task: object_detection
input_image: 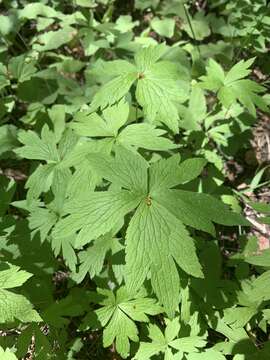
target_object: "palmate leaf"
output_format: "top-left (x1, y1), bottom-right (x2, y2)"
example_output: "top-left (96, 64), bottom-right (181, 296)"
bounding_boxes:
top-left (53, 147), bottom-right (248, 316)
top-left (135, 55), bottom-right (185, 133)
top-left (72, 100), bottom-right (177, 151)
top-left (200, 58), bottom-right (268, 116)
top-left (54, 146), bottom-right (248, 316)
top-left (42, 289), bottom-right (89, 328)
top-left (90, 44), bottom-right (187, 132)
top-left (0, 264), bottom-right (42, 323)
top-left (16, 122), bottom-right (79, 169)
top-left (93, 287), bottom-right (162, 359)
top-left (16, 124), bottom-right (79, 204)
top-left (16, 126), bottom-right (59, 204)
top-left (133, 317), bottom-right (206, 360)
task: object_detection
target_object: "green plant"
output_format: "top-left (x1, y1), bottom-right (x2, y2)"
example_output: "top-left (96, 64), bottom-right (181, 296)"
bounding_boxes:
top-left (0, 1), bottom-right (270, 359)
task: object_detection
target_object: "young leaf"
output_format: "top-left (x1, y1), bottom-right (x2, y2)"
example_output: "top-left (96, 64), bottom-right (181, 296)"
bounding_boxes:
top-left (200, 58), bottom-right (268, 116)
top-left (93, 287), bottom-right (162, 359)
top-left (133, 318), bottom-right (206, 360)
top-left (90, 44), bottom-right (188, 133)
top-left (135, 53), bottom-right (184, 133)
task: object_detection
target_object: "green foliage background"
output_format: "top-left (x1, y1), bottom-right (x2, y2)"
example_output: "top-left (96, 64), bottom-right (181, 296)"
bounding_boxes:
top-left (0, 0), bottom-right (270, 359)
